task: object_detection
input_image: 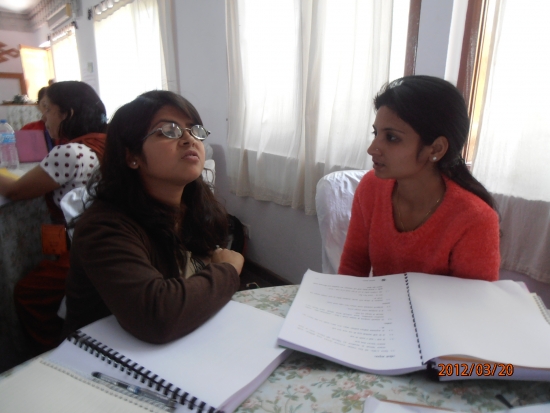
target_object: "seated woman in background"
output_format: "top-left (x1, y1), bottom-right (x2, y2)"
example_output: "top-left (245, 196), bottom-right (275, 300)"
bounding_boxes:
top-left (0, 81), bottom-right (108, 352)
top-left (20, 86), bottom-right (54, 151)
top-left (339, 75), bottom-right (499, 281)
top-left (62, 90), bottom-right (243, 343)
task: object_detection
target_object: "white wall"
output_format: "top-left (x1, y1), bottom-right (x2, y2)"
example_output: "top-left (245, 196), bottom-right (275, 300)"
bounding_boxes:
top-left (415, 0), bottom-right (454, 77)
top-left (6, 0), bottom-right (454, 284)
top-left (0, 28), bottom-right (42, 120)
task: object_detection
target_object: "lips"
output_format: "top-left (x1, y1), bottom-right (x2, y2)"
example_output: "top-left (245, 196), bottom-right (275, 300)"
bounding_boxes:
top-left (371, 158), bottom-right (384, 168)
top-left (181, 150), bottom-right (200, 161)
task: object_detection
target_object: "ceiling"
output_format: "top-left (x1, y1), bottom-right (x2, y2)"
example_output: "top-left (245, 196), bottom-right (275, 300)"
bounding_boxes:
top-left (0, 0), bottom-right (42, 14)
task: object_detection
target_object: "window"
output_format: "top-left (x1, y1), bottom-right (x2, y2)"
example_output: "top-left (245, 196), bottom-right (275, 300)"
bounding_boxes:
top-left (93, 0), bottom-right (164, 117)
top-left (226, 0), bottom-right (409, 214)
top-left (51, 24), bottom-right (81, 82)
top-left (459, 0), bottom-right (550, 201)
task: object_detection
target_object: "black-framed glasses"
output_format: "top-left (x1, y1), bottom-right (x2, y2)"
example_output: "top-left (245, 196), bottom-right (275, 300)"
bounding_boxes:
top-left (142, 123), bottom-right (210, 141)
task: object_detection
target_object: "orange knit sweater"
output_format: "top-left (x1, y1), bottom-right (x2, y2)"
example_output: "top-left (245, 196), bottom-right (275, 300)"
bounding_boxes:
top-left (338, 170), bottom-right (500, 281)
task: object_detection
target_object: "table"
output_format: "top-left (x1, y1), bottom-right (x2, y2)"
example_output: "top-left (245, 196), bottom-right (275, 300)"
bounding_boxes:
top-left (0, 164), bottom-right (51, 371)
top-left (2, 286), bottom-right (550, 412)
top-left (231, 286), bottom-right (550, 413)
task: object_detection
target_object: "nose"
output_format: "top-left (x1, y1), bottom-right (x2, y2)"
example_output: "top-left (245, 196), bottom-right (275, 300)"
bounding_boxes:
top-left (367, 138), bottom-right (379, 156)
top-left (178, 129), bottom-right (194, 146)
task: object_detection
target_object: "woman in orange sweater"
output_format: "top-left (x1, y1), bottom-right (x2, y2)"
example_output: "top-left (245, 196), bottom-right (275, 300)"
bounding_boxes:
top-left (339, 76), bottom-right (500, 281)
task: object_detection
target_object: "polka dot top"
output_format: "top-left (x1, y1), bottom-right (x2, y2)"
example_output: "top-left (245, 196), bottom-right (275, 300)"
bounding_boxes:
top-left (40, 143), bottom-right (100, 207)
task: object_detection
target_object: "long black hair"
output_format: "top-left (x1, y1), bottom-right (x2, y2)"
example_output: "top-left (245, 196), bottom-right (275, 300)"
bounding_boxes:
top-left (89, 90), bottom-right (228, 269)
top-left (46, 81), bottom-right (107, 140)
top-left (374, 75), bottom-right (496, 210)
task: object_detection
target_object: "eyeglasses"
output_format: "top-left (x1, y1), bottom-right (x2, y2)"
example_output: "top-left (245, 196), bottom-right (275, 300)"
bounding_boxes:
top-left (142, 123), bottom-right (210, 141)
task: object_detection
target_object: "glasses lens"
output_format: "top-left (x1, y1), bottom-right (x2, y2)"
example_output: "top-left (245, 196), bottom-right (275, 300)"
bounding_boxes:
top-left (190, 125), bottom-right (208, 140)
top-left (161, 123), bottom-right (182, 139)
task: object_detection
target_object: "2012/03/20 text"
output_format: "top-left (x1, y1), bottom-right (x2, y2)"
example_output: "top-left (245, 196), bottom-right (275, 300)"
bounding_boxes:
top-left (437, 363), bottom-right (514, 377)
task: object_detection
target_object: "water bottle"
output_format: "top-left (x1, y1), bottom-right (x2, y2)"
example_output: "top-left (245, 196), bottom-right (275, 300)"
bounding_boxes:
top-left (0, 120), bottom-right (19, 169)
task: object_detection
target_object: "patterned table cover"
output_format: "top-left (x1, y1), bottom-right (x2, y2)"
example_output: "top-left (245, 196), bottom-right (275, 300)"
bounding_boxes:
top-left (0, 196), bottom-right (51, 370)
top-left (232, 286), bottom-right (550, 413)
top-left (1, 286), bottom-right (549, 412)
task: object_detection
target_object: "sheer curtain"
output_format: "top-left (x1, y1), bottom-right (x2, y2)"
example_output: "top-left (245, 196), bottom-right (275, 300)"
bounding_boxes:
top-left (51, 26), bottom-right (81, 82)
top-left (472, 1), bottom-right (550, 201)
top-left (227, 0), bottom-right (403, 215)
top-left (94, 0), bottom-right (165, 117)
top-left (472, 0), bottom-right (550, 282)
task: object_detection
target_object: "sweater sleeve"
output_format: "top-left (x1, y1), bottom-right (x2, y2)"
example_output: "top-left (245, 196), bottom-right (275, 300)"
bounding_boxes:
top-left (69, 209), bottom-right (240, 344)
top-left (338, 175), bottom-right (372, 276)
top-left (449, 207), bottom-right (500, 281)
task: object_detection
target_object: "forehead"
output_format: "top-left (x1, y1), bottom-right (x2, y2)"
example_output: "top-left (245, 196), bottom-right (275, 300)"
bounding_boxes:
top-left (374, 106), bottom-right (413, 129)
top-left (149, 105), bottom-right (192, 129)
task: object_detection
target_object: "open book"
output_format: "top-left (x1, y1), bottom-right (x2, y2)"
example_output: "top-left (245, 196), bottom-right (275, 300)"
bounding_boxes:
top-left (45, 300), bottom-right (292, 412)
top-left (277, 270), bottom-right (550, 380)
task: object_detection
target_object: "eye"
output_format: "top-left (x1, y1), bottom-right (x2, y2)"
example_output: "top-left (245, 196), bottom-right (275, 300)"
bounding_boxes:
top-left (387, 134), bottom-right (399, 143)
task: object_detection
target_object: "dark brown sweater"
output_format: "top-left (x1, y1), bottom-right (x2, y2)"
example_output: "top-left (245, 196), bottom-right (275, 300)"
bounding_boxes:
top-left (62, 200), bottom-right (240, 343)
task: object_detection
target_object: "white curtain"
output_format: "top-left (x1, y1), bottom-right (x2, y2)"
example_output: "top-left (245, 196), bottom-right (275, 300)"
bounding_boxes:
top-left (226, 0), bottom-right (399, 215)
top-left (472, 0), bottom-right (550, 283)
top-left (94, 0), bottom-right (165, 117)
top-left (472, 0), bottom-right (550, 201)
top-left (51, 26), bottom-right (81, 82)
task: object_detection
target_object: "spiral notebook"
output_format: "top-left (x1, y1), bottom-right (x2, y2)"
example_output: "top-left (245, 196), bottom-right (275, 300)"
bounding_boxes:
top-left (46, 301), bottom-right (292, 413)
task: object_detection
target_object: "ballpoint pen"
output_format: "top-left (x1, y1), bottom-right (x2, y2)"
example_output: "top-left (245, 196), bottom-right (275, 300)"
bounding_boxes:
top-left (92, 371), bottom-right (176, 410)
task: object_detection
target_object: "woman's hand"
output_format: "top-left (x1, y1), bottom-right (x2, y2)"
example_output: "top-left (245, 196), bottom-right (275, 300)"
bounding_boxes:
top-left (211, 248), bottom-right (244, 275)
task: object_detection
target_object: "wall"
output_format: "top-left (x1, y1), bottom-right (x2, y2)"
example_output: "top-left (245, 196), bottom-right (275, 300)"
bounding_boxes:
top-left (415, 0), bottom-right (454, 77)
top-left (0, 28), bottom-right (41, 121)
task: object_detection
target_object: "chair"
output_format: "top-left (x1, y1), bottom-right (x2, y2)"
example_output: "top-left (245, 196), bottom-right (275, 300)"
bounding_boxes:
top-left (315, 170), bottom-right (367, 274)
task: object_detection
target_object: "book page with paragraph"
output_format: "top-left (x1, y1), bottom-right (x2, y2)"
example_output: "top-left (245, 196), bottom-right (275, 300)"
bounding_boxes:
top-left (277, 270), bottom-right (424, 374)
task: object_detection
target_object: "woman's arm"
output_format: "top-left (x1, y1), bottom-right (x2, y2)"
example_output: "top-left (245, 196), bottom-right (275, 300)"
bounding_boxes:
top-left (450, 209), bottom-right (500, 281)
top-left (0, 165), bottom-right (59, 200)
top-left (338, 182), bottom-right (372, 276)
top-left (68, 208), bottom-right (241, 343)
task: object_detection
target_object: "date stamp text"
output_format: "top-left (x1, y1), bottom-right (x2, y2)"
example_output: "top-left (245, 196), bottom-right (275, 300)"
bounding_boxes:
top-left (437, 363), bottom-right (514, 377)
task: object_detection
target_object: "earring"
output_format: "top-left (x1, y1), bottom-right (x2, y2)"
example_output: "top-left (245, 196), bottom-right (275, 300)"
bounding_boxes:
top-left (432, 157), bottom-right (437, 161)
top-left (132, 161), bottom-right (137, 166)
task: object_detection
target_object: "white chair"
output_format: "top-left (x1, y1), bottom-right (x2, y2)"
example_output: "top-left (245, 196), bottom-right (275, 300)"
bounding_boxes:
top-left (315, 170), bottom-right (367, 274)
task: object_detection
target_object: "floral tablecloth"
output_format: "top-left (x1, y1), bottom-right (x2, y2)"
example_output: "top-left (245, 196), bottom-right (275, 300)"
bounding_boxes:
top-left (0, 196), bottom-right (51, 371)
top-left (232, 286), bottom-right (550, 413)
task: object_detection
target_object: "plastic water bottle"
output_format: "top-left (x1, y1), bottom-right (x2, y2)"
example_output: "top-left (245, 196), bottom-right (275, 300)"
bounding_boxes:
top-left (0, 120), bottom-right (19, 169)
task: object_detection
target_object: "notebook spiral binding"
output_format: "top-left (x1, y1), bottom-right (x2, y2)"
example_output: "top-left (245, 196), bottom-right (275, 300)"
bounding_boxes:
top-left (68, 331), bottom-right (222, 413)
top-left (532, 293), bottom-right (550, 326)
top-left (404, 273), bottom-right (424, 364)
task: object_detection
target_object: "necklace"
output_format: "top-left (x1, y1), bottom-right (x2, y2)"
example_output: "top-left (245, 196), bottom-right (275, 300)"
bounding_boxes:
top-left (395, 189), bottom-right (444, 232)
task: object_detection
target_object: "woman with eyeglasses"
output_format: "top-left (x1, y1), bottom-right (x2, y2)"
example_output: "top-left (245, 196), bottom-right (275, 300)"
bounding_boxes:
top-left (339, 76), bottom-right (500, 281)
top-left (62, 90), bottom-right (243, 343)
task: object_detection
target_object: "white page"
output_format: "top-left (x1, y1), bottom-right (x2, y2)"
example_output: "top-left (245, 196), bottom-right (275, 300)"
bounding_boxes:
top-left (278, 270), bottom-right (423, 374)
top-left (0, 359), bottom-right (167, 413)
top-left (49, 301), bottom-right (291, 413)
top-left (407, 273), bottom-right (550, 368)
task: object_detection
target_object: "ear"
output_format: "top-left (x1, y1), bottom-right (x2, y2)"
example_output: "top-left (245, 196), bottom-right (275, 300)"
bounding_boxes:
top-left (125, 149), bottom-right (140, 169)
top-left (429, 136), bottom-right (449, 162)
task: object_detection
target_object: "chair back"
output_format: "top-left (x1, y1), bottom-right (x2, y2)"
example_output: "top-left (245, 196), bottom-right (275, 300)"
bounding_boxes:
top-left (316, 170), bottom-right (367, 273)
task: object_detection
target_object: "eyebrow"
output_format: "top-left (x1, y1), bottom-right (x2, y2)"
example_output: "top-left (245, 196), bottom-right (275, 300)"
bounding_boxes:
top-left (372, 125), bottom-right (406, 134)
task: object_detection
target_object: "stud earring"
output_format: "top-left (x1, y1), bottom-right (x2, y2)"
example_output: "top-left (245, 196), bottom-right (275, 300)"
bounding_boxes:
top-left (432, 157), bottom-right (437, 161)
